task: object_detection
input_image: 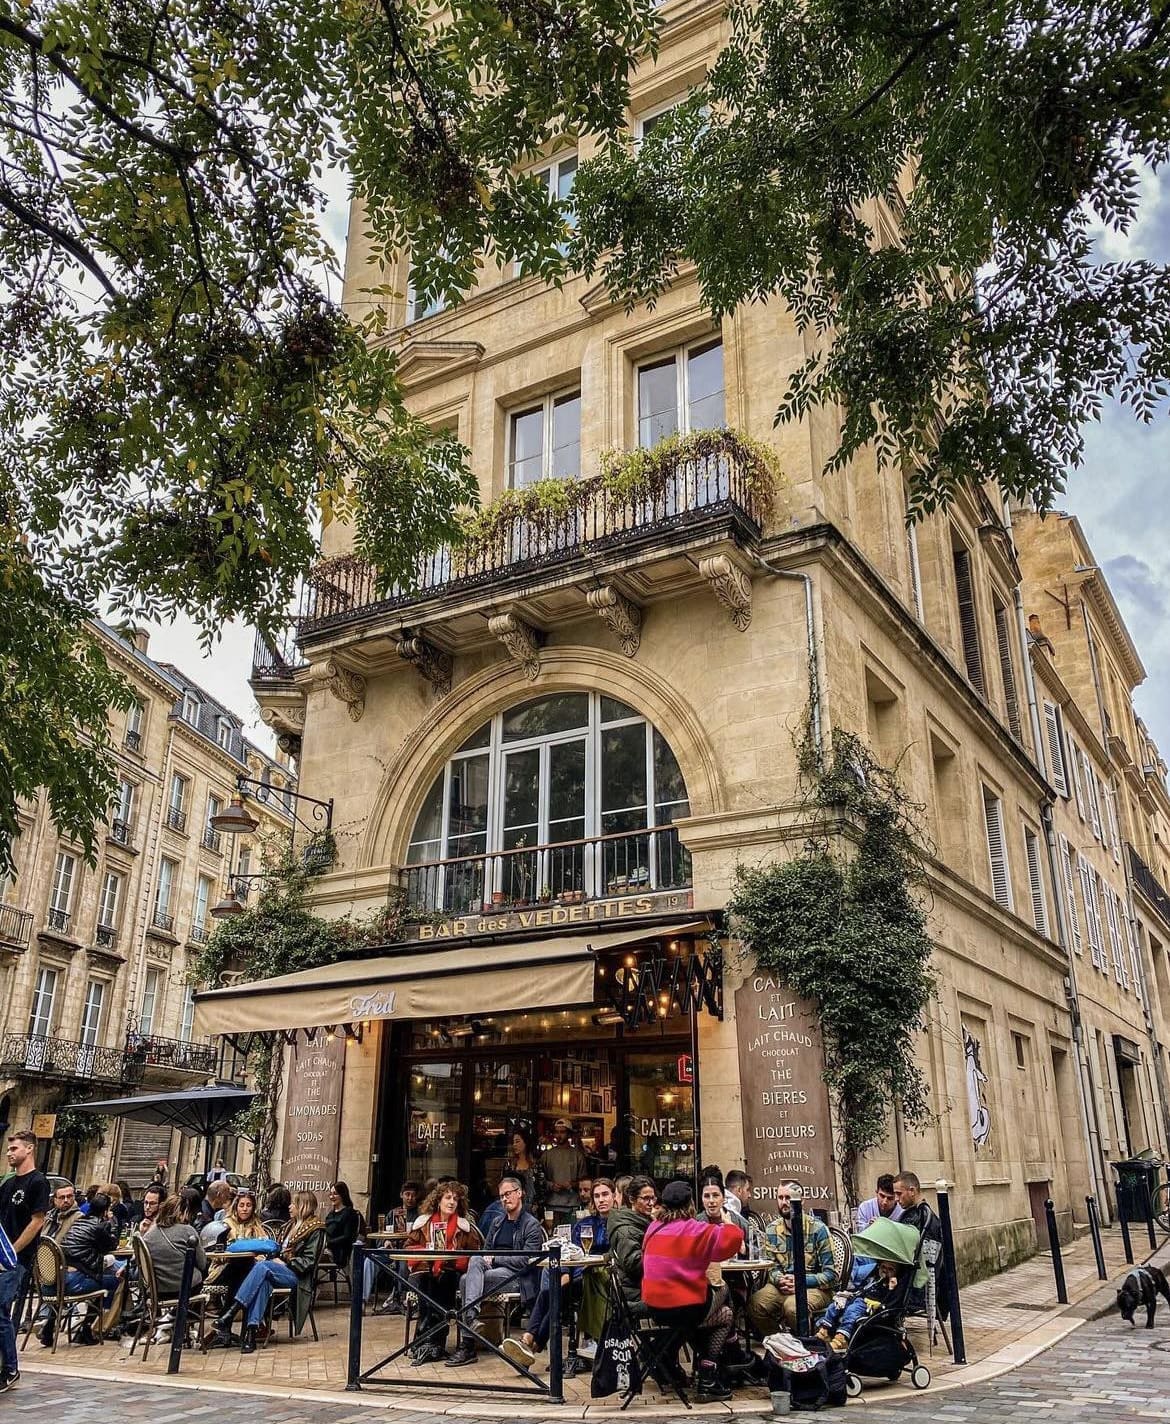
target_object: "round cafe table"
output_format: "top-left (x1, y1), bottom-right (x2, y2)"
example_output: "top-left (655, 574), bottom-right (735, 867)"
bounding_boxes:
top-left (539, 1253), bottom-right (608, 1377)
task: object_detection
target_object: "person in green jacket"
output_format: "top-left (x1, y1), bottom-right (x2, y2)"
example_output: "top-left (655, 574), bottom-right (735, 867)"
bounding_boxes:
top-left (607, 1175), bottom-right (658, 1313)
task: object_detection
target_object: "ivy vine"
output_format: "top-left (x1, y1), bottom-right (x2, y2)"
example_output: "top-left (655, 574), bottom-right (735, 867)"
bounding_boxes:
top-left (727, 725), bottom-right (936, 1208)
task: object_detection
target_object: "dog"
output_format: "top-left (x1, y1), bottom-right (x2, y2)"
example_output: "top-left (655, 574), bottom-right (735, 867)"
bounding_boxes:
top-left (1116, 1265), bottom-right (1170, 1328)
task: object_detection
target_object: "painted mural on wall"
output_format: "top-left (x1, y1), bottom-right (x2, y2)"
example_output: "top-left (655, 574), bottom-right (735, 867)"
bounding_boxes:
top-left (963, 1024), bottom-right (992, 1151)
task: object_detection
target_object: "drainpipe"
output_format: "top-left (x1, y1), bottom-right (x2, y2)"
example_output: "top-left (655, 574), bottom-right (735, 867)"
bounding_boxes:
top-left (749, 554), bottom-right (824, 764)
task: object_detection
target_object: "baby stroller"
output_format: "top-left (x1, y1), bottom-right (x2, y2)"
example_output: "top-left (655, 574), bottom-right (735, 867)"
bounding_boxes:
top-left (836, 1218), bottom-right (932, 1397)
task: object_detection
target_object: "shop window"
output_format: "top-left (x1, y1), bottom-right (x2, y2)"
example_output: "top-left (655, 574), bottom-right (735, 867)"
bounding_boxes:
top-left (406, 1061), bottom-right (464, 1183)
top-left (404, 692), bottom-right (691, 911)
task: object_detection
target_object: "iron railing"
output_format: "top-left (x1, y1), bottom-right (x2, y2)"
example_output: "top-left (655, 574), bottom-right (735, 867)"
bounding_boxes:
top-left (400, 825), bottom-right (691, 916)
top-left (124, 729), bottom-right (142, 752)
top-left (188, 919), bottom-right (209, 944)
top-left (95, 924), bottom-right (117, 949)
top-left (1129, 846), bottom-right (1170, 929)
top-left (46, 906), bottom-right (71, 933)
top-left (201, 827), bottom-right (223, 853)
top-left (124, 1019), bottom-right (219, 1074)
top-left (252, 625), bottom-right (306, 682)
top-left (109, 818), bottom-right (134, 847)
top-left (151, 909), bottom-right (175, 933)
top-left (0, 1032), bottom-right (133, 1082)
top-left (166, 806), bottom-right (187, 833)
top-left (0, 903), bottom-right (33, 950)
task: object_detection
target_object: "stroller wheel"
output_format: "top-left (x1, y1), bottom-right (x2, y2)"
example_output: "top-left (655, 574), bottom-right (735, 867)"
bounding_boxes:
top-left (845, 1373), bottom-right (862, 1399)
top-left (911, 1364), bottom-right (931, 1390)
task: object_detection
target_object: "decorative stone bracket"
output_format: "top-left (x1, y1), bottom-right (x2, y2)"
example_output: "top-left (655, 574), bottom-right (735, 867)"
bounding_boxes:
top-left (699, 554), bottom-right (753, 631)
top-left (587, 584), bottom-right (643, 657)
top-left (396, 634), bottom-right (454, 697)
top-left (325, 658), bottom-right (366, 721)
top-left (488, 611), bottom-right (542, 680)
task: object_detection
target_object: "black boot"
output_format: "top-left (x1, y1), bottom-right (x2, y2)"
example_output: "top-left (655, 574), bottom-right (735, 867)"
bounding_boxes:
top-left (240, 1324), bottom-right (258, 1355)
top-left (74, 1321), bottom-right (100, 1347)
top-left (695, 1362), bottom-right (732, 1402)
top-left (213, 1302), bottom-right (239, 1332)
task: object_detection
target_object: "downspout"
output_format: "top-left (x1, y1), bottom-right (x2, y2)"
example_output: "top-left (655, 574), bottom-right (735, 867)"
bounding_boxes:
top-left (1004, 504), bottom-right (1110, 1214)
top-left (749, 554), bottom-right (824, 765)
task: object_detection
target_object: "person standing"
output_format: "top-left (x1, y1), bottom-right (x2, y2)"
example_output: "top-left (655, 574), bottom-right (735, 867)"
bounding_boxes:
top-left (856, 1174), bottom-right (904, 1230)
top-left (541, 1119), bottom-right (587, 1225)
top-left (0, 1129), bottom-right (50, 1390)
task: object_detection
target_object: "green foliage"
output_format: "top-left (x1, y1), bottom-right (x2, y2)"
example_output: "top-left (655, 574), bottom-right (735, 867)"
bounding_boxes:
top-left (727, 728), bottom-right (935, 1207)
top-left (53, 1106), bottom-right (107, 1145)
top-left (571, 2), bottom-right (1170, 512)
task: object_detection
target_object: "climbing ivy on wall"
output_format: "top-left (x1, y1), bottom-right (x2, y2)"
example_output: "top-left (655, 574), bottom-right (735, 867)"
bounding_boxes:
top-left (727, 726), bottom-right (936, 1208)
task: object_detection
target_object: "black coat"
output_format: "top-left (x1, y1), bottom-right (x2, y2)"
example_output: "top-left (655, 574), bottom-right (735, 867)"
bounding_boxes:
top-left (62, 1214), bottom-right (119, 1280)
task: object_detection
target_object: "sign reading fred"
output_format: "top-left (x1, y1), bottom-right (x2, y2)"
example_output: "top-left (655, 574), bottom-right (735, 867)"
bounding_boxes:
top-left (734, 974), bottom-right (837, 1211)
top-left (280, 1037), bottom-right (346, 1196)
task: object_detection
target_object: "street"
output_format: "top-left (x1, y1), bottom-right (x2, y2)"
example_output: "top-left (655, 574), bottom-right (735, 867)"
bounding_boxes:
top-left (10, 1308), bottom-right (1170, 1423)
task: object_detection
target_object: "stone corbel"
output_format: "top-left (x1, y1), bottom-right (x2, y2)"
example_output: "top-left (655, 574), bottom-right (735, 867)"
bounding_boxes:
top-left (325, 658), bottom-right (366, 721)
top-left (699, 553), bottom-right (753, 631)
top-left (587, 584), bottom-right (643, 657)
top-left (488, 612), bottom-right (542, 680)
top-left (396, 634), bottom-right (454, 697)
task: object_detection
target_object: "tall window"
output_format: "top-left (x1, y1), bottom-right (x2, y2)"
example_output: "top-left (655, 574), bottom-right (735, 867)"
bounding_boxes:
top-left (530, 153), bottom-right (577, 256)
top-left (205, 794), bottom-right (223, 849)
top-left (193, 875), bottom-right (213, 938)
top-left (115, 777), bottom-right (135, 828)
top-left (952, 540), bottom-right (985, 697)
top-left (125, 699), bottom-right (144, 748)
top-left (993, 597), bottom-right (1022, 739)
top-left (49, 850), bottom-right (75, 918)
top-left (508, 390), bottom-right (581, 487)
top-left (155, 857), bottom-right (177, 920)
top-left (407, 255), bottom-right (448, 323)
top-left (28, 964), bottom-right (58, 1037)
top-left (981, 786), bottom-right (1011, 910)
top-left (179, 984), bottom-right (196, 1042)
top-left (1022, 825), bottom-right (1048, 936)
top-left (405, 692), bottom-right (691, 910)
top-left (637, 340), bottom-right (724, 447)
top-left (98, 871), bottom-right (121, 929)
top-left (80, 980), bottom-right (106, 1047)
top-left (140, 966), bottom-right (165, 1036)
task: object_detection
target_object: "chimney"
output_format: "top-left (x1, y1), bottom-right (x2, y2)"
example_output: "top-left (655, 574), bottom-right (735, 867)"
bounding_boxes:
top-left (119, 625), bottom-right (150, 654)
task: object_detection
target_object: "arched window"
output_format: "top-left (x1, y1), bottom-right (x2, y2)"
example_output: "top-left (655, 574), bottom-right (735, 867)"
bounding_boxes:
top-left (405, 692), bottom-right (691, 912)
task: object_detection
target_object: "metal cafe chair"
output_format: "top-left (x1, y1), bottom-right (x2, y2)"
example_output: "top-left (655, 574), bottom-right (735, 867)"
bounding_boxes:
top-left (21, 1237), bottom-right (107, 1353)
top-left (129, 1233), bottom-right (209, 1362)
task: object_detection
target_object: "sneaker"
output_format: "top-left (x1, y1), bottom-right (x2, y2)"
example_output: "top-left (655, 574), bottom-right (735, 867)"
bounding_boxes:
top-left (576, 1336), bottom-right (597, 1361)
top-left (829, 1332), bottom-right (850, 1354)
top-left (0, 1371), bottom-right (12, 1393)
top-left (500, 1336), bottom-right (536, 1368)
top-left (445, 1342), bottom-right (477, 1368)
top-left (374, 1299), bottom-right (404, 1316)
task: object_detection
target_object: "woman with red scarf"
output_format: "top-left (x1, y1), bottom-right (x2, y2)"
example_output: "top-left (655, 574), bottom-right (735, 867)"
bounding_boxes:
top-left (403, 1181), bottom-right (482, 1364)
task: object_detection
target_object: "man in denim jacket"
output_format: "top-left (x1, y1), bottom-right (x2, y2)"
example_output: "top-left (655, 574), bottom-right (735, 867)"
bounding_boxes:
top-left (747, 1183), bottom-right (838, 1334)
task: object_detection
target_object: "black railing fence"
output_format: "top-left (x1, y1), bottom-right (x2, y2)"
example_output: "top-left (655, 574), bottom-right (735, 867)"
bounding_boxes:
top-left (0, 1032), bottom-right (133, 1082)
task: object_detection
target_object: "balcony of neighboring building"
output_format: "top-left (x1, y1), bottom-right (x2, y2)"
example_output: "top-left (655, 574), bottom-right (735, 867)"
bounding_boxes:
top-left (0, 903), bottom-right (34, 954)
top-left (123, 1014), bottom-right (221, 1079)
top-left (0, 1031), bottom-right (137, 1086)
top-left (251, 431), bottom-right (772, 724)
top-left (1129, 845), bottom-right (1170, 931)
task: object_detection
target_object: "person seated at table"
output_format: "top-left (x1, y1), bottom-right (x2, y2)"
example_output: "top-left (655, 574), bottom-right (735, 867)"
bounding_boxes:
top-left (202, 1180), bottom-right (234, 1229)
top-left (135, 1184), bottom-right (164, 1236)
top-left (115, 1180), bottom-right (139, 1230)
top-left (502, 1176), bottom-right (616, 1367)
top-left (39, 1191), bottom-right (123, 1346)
top-left (142, 1193), bottom-right (209, 1293)
top-left (698, 1180), bottom-right (756, 1381)
top-left (608, 1174), bottom-right (657, 1316)
top-left (203, 1188), bottom-right (271, 1320)
top-left (402, 1181), bottom-right (481, 1364)
top-left (44, 1181), bottom-right (81, 1243)
top-left (210, 1191), bottom-right (326, 1353)
top-left (367, 1179), bottom-right (423, 1312)
top-left (446, 1175), bottom-right (542, 1368)
top-left (325, 1181), bottom-right (364, 1271)
top-left (176, 1185), bottom-right (205, 1227)
top-left (641, 1180), bottom-right (743, 1403)
top-left (260, 1182), bottom-right (292, 1229)
top-left (747, 1182), bottom-right (838, 1336)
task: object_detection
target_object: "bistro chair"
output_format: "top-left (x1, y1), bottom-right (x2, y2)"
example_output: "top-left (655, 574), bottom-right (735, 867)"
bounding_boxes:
top-left (21, 1236), bottom-right (107, 1353)
top-left (129, 1233), bottom-right (209, 1362)
top-left (827, 1224), bottom-right (854, 1292)
top-left (604, 1268), bottom-right (692, 1411)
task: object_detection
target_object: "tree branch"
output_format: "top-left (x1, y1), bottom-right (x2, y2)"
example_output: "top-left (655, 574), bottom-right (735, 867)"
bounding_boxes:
top-left (0, 178), bottom-right (118, 296)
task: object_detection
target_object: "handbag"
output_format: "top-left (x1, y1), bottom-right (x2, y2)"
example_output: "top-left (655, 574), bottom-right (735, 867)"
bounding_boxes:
top-left (768, 1338), bottom-right (847, 1411)
top-left (589, 1314), bottom-right (643, 1399)
top-left (228, 1236), bottom-right (280, 1254)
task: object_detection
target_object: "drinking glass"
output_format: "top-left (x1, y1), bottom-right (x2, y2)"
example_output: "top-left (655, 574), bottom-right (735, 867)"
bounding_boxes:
top-left (579, 1226), bottom-right (594, 1255)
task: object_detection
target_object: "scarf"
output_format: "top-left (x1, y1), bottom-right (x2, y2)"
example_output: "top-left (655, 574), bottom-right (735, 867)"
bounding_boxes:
top-left (282, 1214), bottom-right (325, 1256)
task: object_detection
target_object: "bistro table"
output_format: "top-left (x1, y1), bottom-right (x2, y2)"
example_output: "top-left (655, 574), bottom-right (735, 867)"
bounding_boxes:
top-left (540, 1254), bottom-right (607, 1378)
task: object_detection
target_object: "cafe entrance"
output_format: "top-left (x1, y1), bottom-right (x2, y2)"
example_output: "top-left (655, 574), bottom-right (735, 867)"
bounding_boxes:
top-left (377, 1008), bottom-right (698, 1214)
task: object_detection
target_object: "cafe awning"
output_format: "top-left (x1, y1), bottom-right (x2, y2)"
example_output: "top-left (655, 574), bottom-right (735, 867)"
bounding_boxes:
top-left (193, 920), bottom-right (715, 1037)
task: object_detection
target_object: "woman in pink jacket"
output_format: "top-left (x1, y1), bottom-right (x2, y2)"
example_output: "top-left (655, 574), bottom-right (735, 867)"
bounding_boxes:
top-left (641, 1180), bottom-right (743, 1401)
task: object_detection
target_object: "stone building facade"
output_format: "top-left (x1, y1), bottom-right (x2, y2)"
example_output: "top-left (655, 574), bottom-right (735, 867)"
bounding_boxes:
top-left (0, 623), bottom-right (295, 1188)
top-left (200, 0), bottom-right (1170, 1278)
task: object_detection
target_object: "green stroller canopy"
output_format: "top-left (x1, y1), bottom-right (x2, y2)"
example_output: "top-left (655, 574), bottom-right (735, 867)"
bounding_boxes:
top-left (849, 1217), bottom-right (928, 1286)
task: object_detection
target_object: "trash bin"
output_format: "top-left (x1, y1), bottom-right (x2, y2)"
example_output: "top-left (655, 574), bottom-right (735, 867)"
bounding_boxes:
top-left (1112, 1158), bottom-right (1163, 1222)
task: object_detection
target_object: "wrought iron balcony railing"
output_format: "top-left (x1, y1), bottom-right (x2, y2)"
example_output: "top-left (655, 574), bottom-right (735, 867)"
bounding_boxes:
top-left (0, 1032), bottom-right (133, 1082)
top-left (165, 806), bottom-right (187, 833)
top-left (95, 924), bottom-right (117, 949)
top-left (109, 818), bottom-right (134, 848)
top-left (124, 729), bottom-right (142, 752)
top-left (151, 909), bottom-right (175, 933)
top-left (124, 1019), bottom-right (219, 1074)
top-left (252, 625), bottom-right (306, 683)
top-left (0, 903), bottom-right (33, 950)
top-left (189, 919), bottom-right (209, 944)
top-left (46, 906), bottom-right (71, 933)
top-left (1129, 846), bottom-right (1170, 929)
top-left (400, 825), bottom-right (692, 917)
top-left (201, 827), bottom-right (223, 853)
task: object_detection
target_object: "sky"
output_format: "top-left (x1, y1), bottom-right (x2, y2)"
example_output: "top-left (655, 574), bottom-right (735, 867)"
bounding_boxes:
top-left (146, 167), bottom-right (1170, 766)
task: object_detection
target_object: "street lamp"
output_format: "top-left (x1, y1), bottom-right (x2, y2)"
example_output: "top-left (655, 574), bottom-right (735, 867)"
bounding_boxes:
top-left (208, 774), bottom-right (334, 918)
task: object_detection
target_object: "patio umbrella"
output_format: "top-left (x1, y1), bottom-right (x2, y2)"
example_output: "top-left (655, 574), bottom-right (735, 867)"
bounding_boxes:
top-left (849, 1217), bottom-right (928, 1286)
top-left (66, 1083), bottom-right (257, 1173)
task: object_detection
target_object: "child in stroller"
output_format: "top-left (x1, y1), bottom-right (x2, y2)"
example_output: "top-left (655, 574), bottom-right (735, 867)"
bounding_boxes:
top-left (814, 1259), bottom-right (901, 1352)
top-left (832, 1217), bottom-right (932, 1395)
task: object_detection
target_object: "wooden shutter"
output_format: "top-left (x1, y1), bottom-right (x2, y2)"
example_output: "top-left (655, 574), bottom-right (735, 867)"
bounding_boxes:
top-left (1103, 884), bottom-right (1128, 987)
top-left (1104, 783), bottom-right (1121, 863)
top-left (1124, 911), bottom-right (1142, 994)
top-left (1042, 702), bottom-right (1068, 797)
top-left (982, 787), bottom-right (1012, 908)
top-left (1023, 826), bottom-right (1048, 935)
top-left (1059, 837), bottom-right (1082, 954)
top-left (1080, 862), bottom-right (1103, 968)
top-left (906, 520), bottom-right (924, 621)
top-left (994, 601), bottom-right (1022, 739)
top-left (1068, 738), bottom-right (1085, 818)
top-left (1085, 756), bottom-right (1103, 840)
top-left (952, 546), bottom-right (985, 696)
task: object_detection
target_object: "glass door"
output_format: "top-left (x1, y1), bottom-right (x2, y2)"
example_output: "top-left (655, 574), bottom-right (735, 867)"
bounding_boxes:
top-left (469, 1058), bottom-right (535, 1213)
top-left (500, 748), bottom-right (540, 904)
top-left (625, 1050), bottom-right (695, 1182)
top-left (406, 1061), bottom-right (464, 1184)
top-left (26, 965), bottom-right (58, 1068)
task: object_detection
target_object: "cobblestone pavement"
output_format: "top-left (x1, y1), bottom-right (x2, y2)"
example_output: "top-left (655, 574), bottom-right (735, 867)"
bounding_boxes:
top-left (9, 1307), bottom-right (1170, 1422)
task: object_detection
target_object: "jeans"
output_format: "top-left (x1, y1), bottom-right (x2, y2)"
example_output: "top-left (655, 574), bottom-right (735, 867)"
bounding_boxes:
top-left (526, 1273), bottom-right (579, 1349)
top-left (65, 1268), bottom-right (122, 1307)
top-left (0, 1264), bottom-right (26, 1374)
top-left (816, 1293), bottom-right (871, 1340)
top-left (234, 1259), bottom-right (299, 1326)
top-left (460, 1257), bottom-right (522, 1334)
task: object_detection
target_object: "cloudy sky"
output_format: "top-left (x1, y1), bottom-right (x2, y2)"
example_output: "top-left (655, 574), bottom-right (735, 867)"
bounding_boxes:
top-left (147, 167), bottom-right (1170, 764)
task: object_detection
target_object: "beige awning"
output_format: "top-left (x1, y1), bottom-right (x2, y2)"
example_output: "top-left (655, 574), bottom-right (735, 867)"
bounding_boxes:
top-left (193, 920), bottom-right (714, 1036)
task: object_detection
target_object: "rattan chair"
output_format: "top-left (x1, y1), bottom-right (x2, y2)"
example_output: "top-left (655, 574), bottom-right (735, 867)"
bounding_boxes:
top-left (827, 1224), bottom-right (854, 1292)
top-left (20, 1236), bottom-right (107, 1353)
top-left (129, 1232), bottom-right (209, 1362)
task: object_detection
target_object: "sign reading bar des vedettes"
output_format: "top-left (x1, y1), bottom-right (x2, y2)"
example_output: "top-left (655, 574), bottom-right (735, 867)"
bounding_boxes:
top-left (734, 973), bottom-right (838, 1211)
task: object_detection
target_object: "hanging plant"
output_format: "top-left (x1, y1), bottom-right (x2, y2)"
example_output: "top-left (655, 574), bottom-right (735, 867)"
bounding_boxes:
top-left (727, 724), bottom-right (936, 1208)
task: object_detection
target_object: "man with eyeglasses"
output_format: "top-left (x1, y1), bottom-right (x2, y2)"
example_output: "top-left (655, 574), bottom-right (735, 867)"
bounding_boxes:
top-left (447, 1175), bottom-right (543, 1368)
top-left (608, 1174), bottom-right (658, 1315)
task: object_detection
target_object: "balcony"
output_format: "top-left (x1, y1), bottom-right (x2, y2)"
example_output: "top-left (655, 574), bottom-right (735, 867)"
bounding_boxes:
top-left (124, 1019), bottom-right (219, 1075)
top-left (0, 903), bottom-right (33, 951)
top-left (1129, 846), bottom-right (1170, 929)
top-left (201, 827), bottom-right (223, 853)
top-left (95, 924), bottom-right (117, 949)
top-left (124, 729), bottom-right (142, 752)
top-left (109, 818), bottom-right (134, 849)
top-left (252, 433), bottom-right (769, 691)
top-left (151, 909), bottom-right (175, 933)
top-left (0, 1032), bottom-right (134, 1084)
top-left (46, 906), bottom-right (71, 933)
top-left (165, 806), bottom-right (187, 834)
top-left (400, 825), bottom-right (692, 918)
top-left (189, 919), bottom-right (209, 944)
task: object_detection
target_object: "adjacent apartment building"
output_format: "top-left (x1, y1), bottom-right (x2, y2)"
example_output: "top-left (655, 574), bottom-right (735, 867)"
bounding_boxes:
top-left (0, 623), bottom-right (295, 1186)
top-left (196, 0), bottom-right (1170, 1277)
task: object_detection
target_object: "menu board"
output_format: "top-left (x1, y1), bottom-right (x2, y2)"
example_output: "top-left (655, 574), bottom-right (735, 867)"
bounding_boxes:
top-left (281, 1037), bottom-right (346, 1195)
top-left (734, 972), bottom-right (837, 1212)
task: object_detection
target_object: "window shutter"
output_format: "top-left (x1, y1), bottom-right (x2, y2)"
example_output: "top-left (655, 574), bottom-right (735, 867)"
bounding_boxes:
top-left (1059, 838), bottom-right (1082, 954)
top-left (953, 547), bottom-right (985, 696)
top-left (1124, 912), bottom-right (1142, 994)
top-left (1103, 884), bottom-right (1128, 987)
top-left (994, 602), bottom-right (1022, 738)
top-left (1023, 827), bottom-right (1048, 935)
top-left (1068, 739), bottom-right (1086, 818)
top-left (1104, 784), bottom-right (1121, 863)
top-left (906, 520), bottom-right (924, 620)
top-left (1085, 757), bottom-right (1103, 840)
top-left (982, 787), bottom-right (1012, 909)
top-left (1080, 862), bottom-right (1103, 968)
top-left (1042, 702), bottom-right (1069, 797)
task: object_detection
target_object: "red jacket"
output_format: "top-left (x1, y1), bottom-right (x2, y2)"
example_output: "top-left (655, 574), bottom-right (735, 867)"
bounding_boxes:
top-left (641, 1217), bottom-right (744, 1308)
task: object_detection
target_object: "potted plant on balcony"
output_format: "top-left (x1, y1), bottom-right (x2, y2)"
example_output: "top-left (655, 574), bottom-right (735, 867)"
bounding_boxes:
top-left (539, 884), bottom-right (552, 904)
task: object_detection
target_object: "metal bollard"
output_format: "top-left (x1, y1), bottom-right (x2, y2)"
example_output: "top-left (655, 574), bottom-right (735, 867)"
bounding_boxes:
top-left (791, 1198), bottom-right (809, 1338)
top-left (548, 1240), bottom-right (564, 1405)
top-left (1085, 1196), bottom-right (1107, 1280)
top-left (167, 1244), bottom-right (196, 1375)
top-left (1043, 1200), bottom-right (1068, 1304)
top-left (935, 1185), bottom-right (966, 1365)
top-left (347, 1243), bottom-right (365, 1391)
top-left (1142, 1179), bottom-right (1158, 1252)
top-left (1118, 1198), bottom-right (1134, 1265)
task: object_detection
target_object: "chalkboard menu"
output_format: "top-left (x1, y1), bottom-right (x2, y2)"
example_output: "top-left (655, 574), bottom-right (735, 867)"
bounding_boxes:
top-left (281, 1037), bottom-right (346, 1195)
top-left (734, 972), bottom-right (838, 1212)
